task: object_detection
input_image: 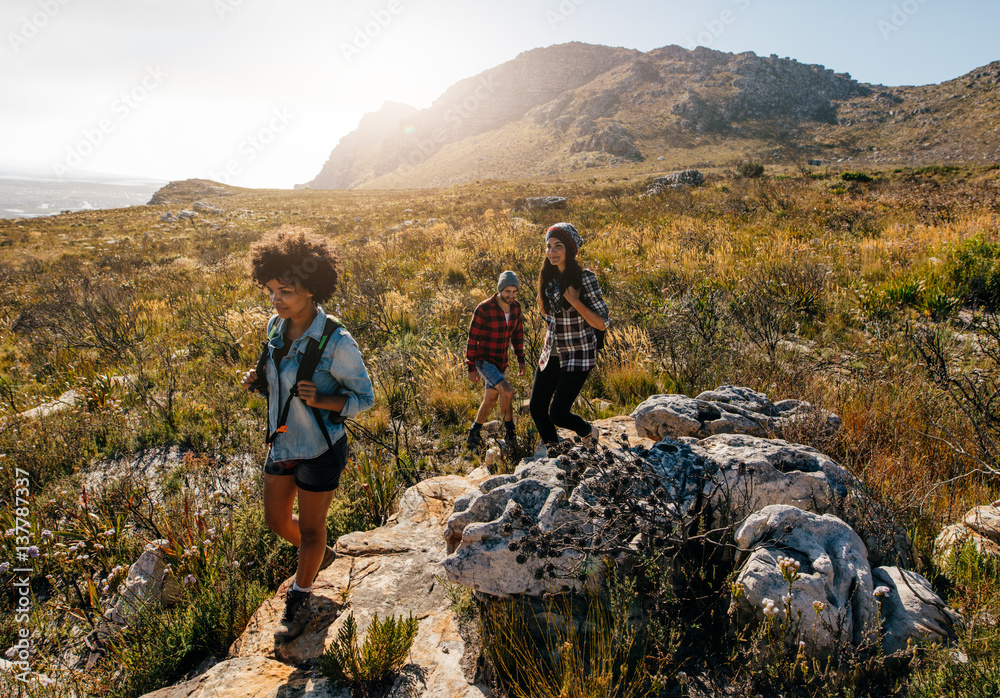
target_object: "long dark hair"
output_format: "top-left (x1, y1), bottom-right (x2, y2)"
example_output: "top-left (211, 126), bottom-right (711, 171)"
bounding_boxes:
top-left (538, 255), bottom-right (584, 314)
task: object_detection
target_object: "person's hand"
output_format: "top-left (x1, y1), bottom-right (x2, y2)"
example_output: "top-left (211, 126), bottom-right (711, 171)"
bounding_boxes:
top-left (518, 362), bottom-right (526, 377)
top-left (468, 369), bottom-right (480, 383)
top-left (563, 284), bottom-right (581, 306)
top-left (241, 369), bottom-right (257, 391)
top-left (295, 380), bottom-right (321, 407)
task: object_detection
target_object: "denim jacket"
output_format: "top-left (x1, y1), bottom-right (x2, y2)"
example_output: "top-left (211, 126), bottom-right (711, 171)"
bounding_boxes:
top-left (264, 306), bottom-right (375, 462)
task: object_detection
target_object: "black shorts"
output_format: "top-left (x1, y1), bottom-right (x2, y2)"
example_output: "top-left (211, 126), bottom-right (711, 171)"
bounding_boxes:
top-left (263, 437), bottom-right (348, 493)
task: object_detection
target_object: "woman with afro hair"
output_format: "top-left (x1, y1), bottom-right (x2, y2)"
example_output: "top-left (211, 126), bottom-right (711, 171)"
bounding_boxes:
top-left (241, 226), bottom-right (374, 641)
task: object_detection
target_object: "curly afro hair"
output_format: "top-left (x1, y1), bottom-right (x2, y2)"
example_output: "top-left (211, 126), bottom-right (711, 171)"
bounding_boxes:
top-left (249, 226), bottom-right (340, 303)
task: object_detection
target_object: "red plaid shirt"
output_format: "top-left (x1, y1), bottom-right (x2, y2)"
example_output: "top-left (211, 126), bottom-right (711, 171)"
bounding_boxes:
top-left (466, 295), bottom-right (525, 373)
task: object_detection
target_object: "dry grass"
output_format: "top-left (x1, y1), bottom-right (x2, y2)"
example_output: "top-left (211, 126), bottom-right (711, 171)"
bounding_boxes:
top-left (3, 165), bottom-right (1000, 694)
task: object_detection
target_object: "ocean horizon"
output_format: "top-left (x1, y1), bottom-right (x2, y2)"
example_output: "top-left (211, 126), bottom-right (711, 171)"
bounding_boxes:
top-left (0, 176), bottom-right (167, 219)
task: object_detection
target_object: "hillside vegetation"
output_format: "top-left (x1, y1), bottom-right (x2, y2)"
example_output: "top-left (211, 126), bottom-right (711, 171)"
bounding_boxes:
top-left (2, 163), bottom-right (1000, 695)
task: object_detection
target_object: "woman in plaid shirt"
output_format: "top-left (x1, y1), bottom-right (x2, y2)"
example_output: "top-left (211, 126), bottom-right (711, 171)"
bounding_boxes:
top-left (529, 222), bottom-right (610, 448)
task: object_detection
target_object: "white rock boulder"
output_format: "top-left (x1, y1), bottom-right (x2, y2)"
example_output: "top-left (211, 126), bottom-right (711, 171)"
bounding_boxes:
top-left (871, 566), bottom-right (962, 654)
top-left (731, 505), bottom-right (877, 651)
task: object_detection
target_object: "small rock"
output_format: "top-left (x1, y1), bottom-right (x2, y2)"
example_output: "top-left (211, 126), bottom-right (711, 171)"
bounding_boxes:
top-left (525, 196), bottom-right (568, 210)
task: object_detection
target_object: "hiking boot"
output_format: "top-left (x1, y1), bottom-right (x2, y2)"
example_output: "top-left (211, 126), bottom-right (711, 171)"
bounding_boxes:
top-left (276, 588), bottom-right (311, 641)
top-left (467, 427), bottom-right (483, 450)
top-left (504, 422), bottom-right (516, 446)
top-left (582, 424), bottom-right (600, 447)
top-left (316, 545), bottom-right (337, 576)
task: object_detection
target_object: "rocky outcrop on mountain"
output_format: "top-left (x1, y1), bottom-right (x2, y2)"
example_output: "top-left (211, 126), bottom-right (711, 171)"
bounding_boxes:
top-left (302, 42), bottom-right (1000, 189)
top-left (570, 122), bottom-right (642, 159)
top-left (645, 169), bottom-right (705, 195)
top-left (303, 43), bottom-right (638, 189)
top-left (147, 179), bottom-right (237, 205)
top-left (669, 48), bottom-right (868, 132)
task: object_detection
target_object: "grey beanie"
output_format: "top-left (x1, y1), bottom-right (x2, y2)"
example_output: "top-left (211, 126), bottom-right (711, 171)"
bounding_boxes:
top-left (497, 270), bottom-right (520, 292)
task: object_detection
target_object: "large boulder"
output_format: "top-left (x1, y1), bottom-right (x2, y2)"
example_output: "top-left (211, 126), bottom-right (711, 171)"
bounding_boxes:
top-left (697, 433), bottom-right (855, 519)
top-left (730, 505), bottom-right (877, 651)
top-left (730, 505), bottom-right (962, 656)
top-left (443, 430), bottom-right (861, 598)
top-left (631, 386), bottom-right (841, 441)
top-left (871, 566), bottom-right (961, 654)
top-left (933, 505), bottom-right (1000, 565)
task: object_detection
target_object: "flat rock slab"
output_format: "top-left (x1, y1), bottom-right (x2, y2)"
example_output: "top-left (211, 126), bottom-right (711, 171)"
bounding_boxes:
top-left (139, 656), bottom-right (343, 698)
top-left (226, 476), bottom-right (488, 698)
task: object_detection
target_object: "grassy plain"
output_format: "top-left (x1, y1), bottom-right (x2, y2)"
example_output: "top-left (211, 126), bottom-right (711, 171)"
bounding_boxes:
top-left (1, 164), bottom-right (1000, 695)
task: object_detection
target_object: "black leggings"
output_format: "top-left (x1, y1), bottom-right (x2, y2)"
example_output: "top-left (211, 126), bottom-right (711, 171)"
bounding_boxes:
top-left (529, 356), bottom-right (591, 443)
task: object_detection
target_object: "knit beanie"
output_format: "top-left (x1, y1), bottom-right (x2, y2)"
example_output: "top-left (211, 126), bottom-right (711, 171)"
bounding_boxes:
top-left (497, 270), bottom-right (520, 292)
top-left (545, 222), bottom-right (583, 257)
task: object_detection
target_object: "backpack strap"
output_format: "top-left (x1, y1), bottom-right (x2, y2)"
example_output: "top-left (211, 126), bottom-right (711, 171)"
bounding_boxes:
top-left (251, 316), bottom-right (281, 394)
top-left (267, 317), bottom-right (343, 448)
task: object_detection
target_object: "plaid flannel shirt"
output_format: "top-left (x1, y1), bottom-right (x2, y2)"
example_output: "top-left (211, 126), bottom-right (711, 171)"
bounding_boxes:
top-left (466, 294), bottom-right (525, 374)
top-left (538, 269), bottom-right (610, 372)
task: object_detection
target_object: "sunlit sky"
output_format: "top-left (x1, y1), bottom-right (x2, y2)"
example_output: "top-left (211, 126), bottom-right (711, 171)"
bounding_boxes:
top-left (2, 0), bottom-right (997, 188)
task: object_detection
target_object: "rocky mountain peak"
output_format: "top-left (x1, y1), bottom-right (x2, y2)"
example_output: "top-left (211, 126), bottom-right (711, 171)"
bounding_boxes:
top-left (300, 42), bottom-right (999, 190)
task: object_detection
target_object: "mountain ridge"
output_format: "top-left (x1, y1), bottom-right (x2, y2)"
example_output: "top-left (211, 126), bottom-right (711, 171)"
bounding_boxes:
top-left (301, 42), bottom-right (1000, 190)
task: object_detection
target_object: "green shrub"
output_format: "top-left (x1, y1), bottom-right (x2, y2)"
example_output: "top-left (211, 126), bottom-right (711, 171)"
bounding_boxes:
top-left (882, 276), bottom-right (925, 308)
top-left (841, 171), bottom-right (874, 183)
top-left (947, 235), bottom-right (1000, 308)
top-left (317, 612), bottom-right (418, 695)
top-left (735, 160), bottom-right (765, 179)
top-left (480, 575), bottom-right (663, 698)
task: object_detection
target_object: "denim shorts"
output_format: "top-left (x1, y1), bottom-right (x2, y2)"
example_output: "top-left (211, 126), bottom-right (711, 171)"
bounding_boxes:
top-left (263, 436), bottom-right (348, 492)
top-left (476, 361), bottom-right (506, 390)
